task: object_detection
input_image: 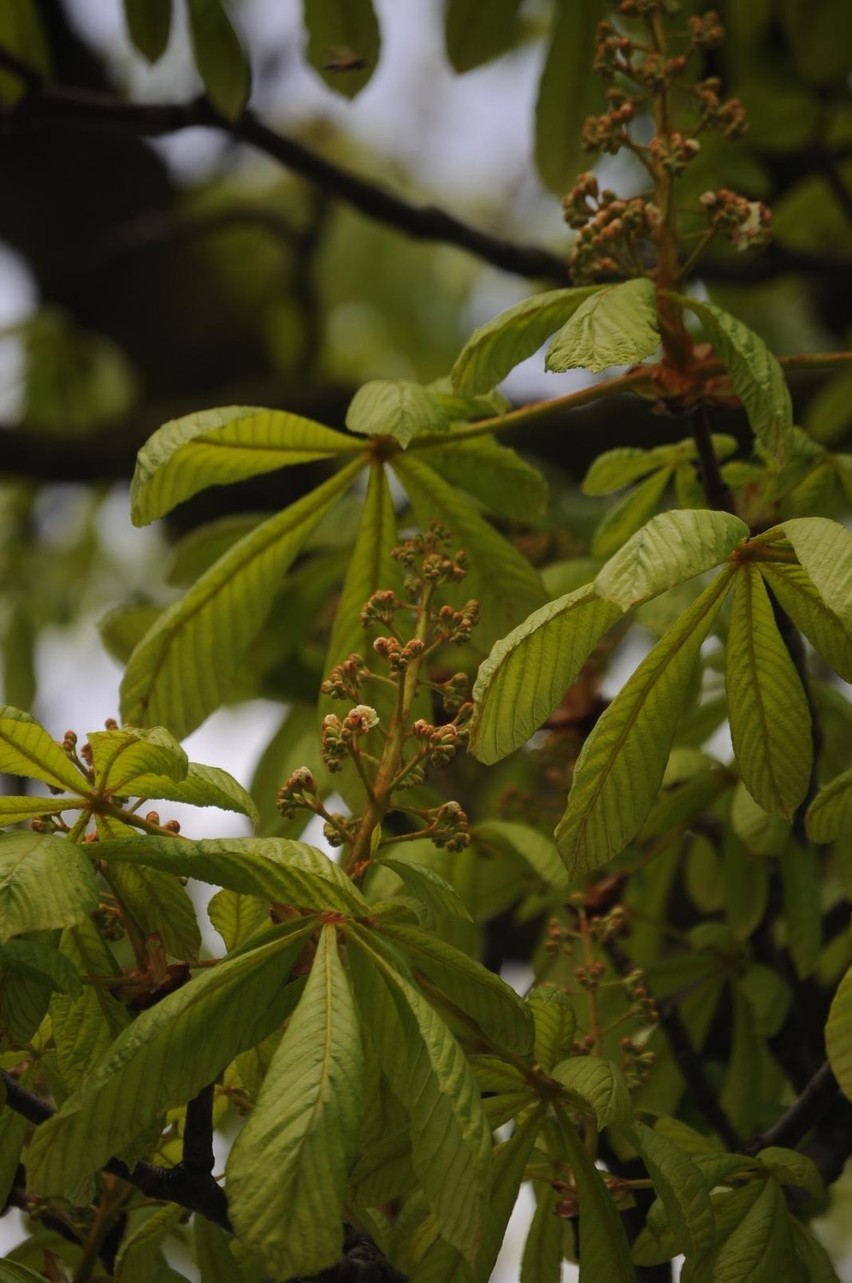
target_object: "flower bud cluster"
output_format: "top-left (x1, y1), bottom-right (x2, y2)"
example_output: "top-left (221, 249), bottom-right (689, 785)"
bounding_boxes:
top-left (412, 719), bottom-right (464, 766)
top-left (359, 589), bottom-right (399, 627)
top-left (392, 523), bottom-right (469, 598)
top-left (564, 174), bottom-right (660, 281)
top-left (373, 635), bottom-right (425, 674)
top-left (693, 78), bottom-right (748, 139)
top-left (439, 671), bottom-right (470, 714)
top-left (620, 1035), bottom-right (657, 1087)
top-left (436, 601), bottom-right (480, 645)
top-left (688, 10), bottom-right (725, 49)
top-left (575, 961), bottom-right (607, 992)
top-left (322, 813), bottom-right (360, 848)
top-left (320, 653), bottom-right (366, 701)
top-left (623, 969), bottom-right (660, 1023)
top-left (429, 800), bottom-right (470, 852)
top-left (700, 189), bottom-right (772, 252)
top-left (276, 766), bottom-right (318, 818)
top-left (320, 706), bottom-right (380, 771)
top-left (647, 131), bottom-right (701, 176)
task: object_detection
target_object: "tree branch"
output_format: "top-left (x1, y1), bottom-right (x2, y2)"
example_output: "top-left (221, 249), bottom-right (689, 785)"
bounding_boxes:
top-left (689, 405), bottom-right (737, 513)
top-left (743, 1061), bottom-right (841, 1155)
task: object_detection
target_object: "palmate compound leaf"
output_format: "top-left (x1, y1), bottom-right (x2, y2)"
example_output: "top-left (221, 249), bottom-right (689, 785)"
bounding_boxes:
top-left (87, 725), bottom-right (188, 792)
top-left (781, 517), bottom-right (852, 632)
top-left (451, 286), bottom-right (603, 395)
top-left (0, 705), bottom-right (91, 793)
top-left (469, 584), bottom-right (621, 764)
top-left (376, 919), bottom-right (534, 1053)
top-left (131, 405), bottom-right (362, 526)
top-left (556, 566), bottom-right (735, 875)
top-left (553, 1107), bottom-right (636, 1282)
top-left (670, 292), bottom-right (794, 462)
top-left (391, 453), bottom-right (546, 651)
top-left (226, 926), bottom-right (364, 1279)
top-left (630, 1121), bottom-right (715, 1280)
top-left (826, 965), bottom-right (852, 1103)
top-left (346, 380), bottom-right (450, 447)
top-left (347, 927), bottom-right (492, 1260)
top-left (807, 765), bottom-right (852, 843)
top-left (594, 509), bottom-right (748, 610)
top-left (121, 457), bottom-right (364, 739)
top-left (545, 277), bottom-right (660, 374)
top-left (0, 833), bottom-right (98, 941)
top-left (94, 835), bottom-right (369, 915)
top-left (302, 0), bottom-right (380, 99)
top-left (26, 917), bottom-right (318, 1195)
top-left (726, 564), bottom-right (811, 819)
top-left (758, 561), bottom-right (852, 683)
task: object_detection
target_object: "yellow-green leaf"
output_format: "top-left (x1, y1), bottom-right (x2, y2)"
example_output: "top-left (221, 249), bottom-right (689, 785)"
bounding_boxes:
top-left (187, 0), bottom-right (250, 120)
top-left (726, 564), bottom-right (811, 819)
top-left (422, 435), bottom-right (548, 521)
top-left (781, 517), bottom-right (852, 631)
top-left (554, 1108), bottom-right (636, 1282)
top-left (806, 765), bottom-right (852, 843)
top-left (346, 380), bottom-right (449, 447)
top-left (631, 1120), bottom-right (716, 1268)
top-left (591, 467), bottom-right (672, 558)
top-left (119, 761), bottom-right (260, 825)
top-left (545, 278), bottom-right (660, 374)
top-left (302, 0), bottom-right (380, 98)
top-left (826, 965), bottom-right (852, 1102)
top-left (0, 833), bottom-right (98, 942)
top-left (758, 561), bottom-right (852, 683)
top-left (556, 568), bottom-right (733, 874)
top-left (88, 725), bottom-right (188, 793)
top-left (0, 705), bottom-right (91, 793)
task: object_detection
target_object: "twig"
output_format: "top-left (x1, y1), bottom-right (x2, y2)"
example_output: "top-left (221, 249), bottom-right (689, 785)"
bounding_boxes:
top-left (743, 1061), bottom-right (840, 1154)
top-left (689, 404), bottom-right (737, 513)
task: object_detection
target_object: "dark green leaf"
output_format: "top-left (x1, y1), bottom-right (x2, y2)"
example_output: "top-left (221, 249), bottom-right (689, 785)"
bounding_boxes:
top-left (535, 0), bottom-right (607, 192)
top-left (187, 0), bottom-right (250, 120)
top-left (554, 1108), bottom-right (636, 1282)
top-left (445, 0), bottom-right (522, 72)
top-left (123, 0), bottom-right (171, 62)
top-left (422, 435), bottom-right (548, 521)
top-left (826, 966), bottom-right (852, 1103)
top-left (527, 986), bottom-right (576, 1072)
top-left (0, 0), bottom-right (50, 103)
top-left (302, 0), bottom-right (380, 98)
top-left (806, 765), bottom-right (852, 843)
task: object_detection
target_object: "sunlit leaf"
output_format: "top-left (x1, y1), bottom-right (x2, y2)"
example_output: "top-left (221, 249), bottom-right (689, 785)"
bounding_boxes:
top-left (470, 584), bottom-right (620, 764)
top-left (132, 406), bottom-right (359, 525)
top-left (123, 0), bottom-right (171, 62)
top-left (0, 794), bottom-right (84, 823)
top-left (556, 568), bottom-right (734, 873)
top-left (0, 833), bottom-right (98, 942)
top-left (535, 0), bottom-right (607, 193)
top-left (302, 0), bottom-right (380, 98)
top-left (545, 278), bottom-right (660, 374)
top-left (591, 467), bottom-right (672, 558)
top-left (595, 509), bottom-right (747, 610)
top-left (227, 927), bottom-right (363, 1278)
top-left (120, 761), bottom-right (260, 825)
top-left (0, 705), bottom-right (91, 793)
top-left (726, 564), bottom-right (811, 818)
top-left (451, 287), bottom-right (602, 395)
top-left (88, 725), bottom-right (188, 793)
top-left (187, 0), bottom-right (250, 120)
top-left (346, 380), bottom-right (449, 447)
top-left (27, 919), bottom-right (316, 1194)
top-left (121, 459), bottom-right (363, 738)
top-left (758, 562), bottom-right (852, 683)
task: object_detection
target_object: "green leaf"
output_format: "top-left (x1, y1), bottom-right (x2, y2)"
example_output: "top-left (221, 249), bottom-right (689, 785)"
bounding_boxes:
top-left (392, 453), bottom-right (545, 650)
top-left (87, 725), bottom-right (188, 793)
top-left (591, 467), bottom-right (672, 559)
top-left (758, 562), bottom-right (852, 683)
top-left (348, 928), bottom-right (491, 1259)
top-left (194, 1218), bottom-right (248, 1283)
top-left (0, 1263), bottom-right (59, 1283)
top-left (527, 986), bottom-right (576, 1072)
top-left (444, 0), bottom-right (522, 71)
top-left (0, 0), bottom-right (50, 104)
top-left (556, 569), bottom-right (734, 873)
top-left (672, 293), bottom-right (794, 460)
top-left (114, 1205), bottom-right (187, 1283)
top-left (521, 1183), bottom-right (567, 1283)
top-left (377, 855), bottom-right (473, 925)
top-left (27, 919), bottom-right (315, 1195)
top-left (0, 794), bottom-right (85, 823)
top-left (95, 835), bottom-right (369, 915)
top-left (207, 888), bottom-right (269, 951)
top-left (552, 1055), bottom-right (632, 1129)
top-left (302, 0), bottom-right (380, 98)
top-left (535, 0), bottom-right (607, 193)
top-left (0, 705), bottom-right (91, 792)
top-left (377, 919), bottom-right (534, 1053)
top-left (470, 584), bottom-right (620, 764)
top-left (422, 435), bottom-right (549, 521)
top-left (187, 0), bottom-right (250, 120)
top-left (554, 1108), bottom-right (636, 1282)
top-left (227, 927), bottom-right (363, 1278)
top-left (545, 278), bottom-right (660, 374)
top-left (826, 965), bottom-right (852, 1102)
top-left (51, 921), bottom-right (130, 1089)
top-left (118, 761), bottom-right (260, 825)
top-left (0, 833), bottom-right (98, 941)
top-left (726, 564), bottom-right (811, 819)
top-left (123, 0), bottom-right (171, 62)
top-left (132, 406), bottom-right (358, 526)
top-left (780, 517), bottom-right (852, 631)
top-left (472, 819), bottom-right (571, 895)
top-left (757, 1147), bottom-right (823, 1200)
top-left (583, 447), bottom-right (664, 496)
top-left (631, 1121), bottom-right (715, 1274)
top-left (0, 939), bottom-right (81, 1043)
top-left (451, 287), bottom-right (602, 395)
top-left (121, 459), bottom-right (362, 737)
top-left (806, 766), bottom-right (852, 843)
top-left (346, 380), bottom-right (449, 447)
top-left (107, 862), bottom-right (202, 960)
top-left (710, 1177), bottom-right (792, 1283)
top-left (792, 1220), bottom-right (843, 1282)
top-left (595, 509), bottom-right (747, 610)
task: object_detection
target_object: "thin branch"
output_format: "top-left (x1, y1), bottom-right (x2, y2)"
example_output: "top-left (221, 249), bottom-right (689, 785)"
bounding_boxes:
top-left (743, 1061), bottom-right (841, 1155)
top-left (182, 1082), bottom-right (216, 1177)
top-left (689, 404), bottom-right (737, 513)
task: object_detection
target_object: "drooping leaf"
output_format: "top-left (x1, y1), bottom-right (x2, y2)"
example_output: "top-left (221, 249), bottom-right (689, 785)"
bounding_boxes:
top-left (302, 0), bottom-right (380, 97)
top-left (527, 986), bottom-right (576, 1072)
top-left (346, 381), bottom-right (449, 447)
top-left (521, 1182), bottom-right (568, 1283)
top-left (758, 562), bottom-right (852, 683)
top-left (121, 459), bottom-right (363, 737)
top-left (583, 447), bottom-right (669, 496)
top-left (470, 584), bottom-right (620, 764)
top-left (113, 1203), bottom-right (189, 1283)
top-left (556, 568), bottom-right (734, 874)
top-left (779, 843), bottom-right (822, 978)
top-left (377, 919), bottom-right (534, 1053)
top-left (107, 862), bottom-right (202, 960)
top-left (118, 761), bottom-right (260, 825)
top-left (51, 920), bottom-right (130, 1089)
top-left (472, 819), bottom-right (571, 895)
top-left (0, 939), bottom-right (81, 1043)
top-left (545, 278), bottom-right (660, 374)
top-left (444, 0), bottom-right (523, 71)
top-left (595, 509), bottom-right (747, 610)
top-left (806, 765), bottom-right (852, 843)
top-left (451, 287), bottom-right (602, 395)
top-left (535, 0), bottom-right (607, 193)
top-left (421, 435), bottom-right (549, 521)
top-left (756, 1147), bottom-right (823, 1201)
top-left (792, 1219), bottom-right (844, 1282)
top-left (553, 1108), bottom-right (636, 1282)
top-left (348, 928), bottom-right (491, 1260)
top-left (0, 833), bottom-right (98, 941)
top-left (377, 854), bottom-right (473, 925)
top-left (194, 1218), bottom-right (249, 1283)
top-left (132, 406), bottom-right (359, 526)
top-left (227, 927), bottom-right (363, 1279)
top-left (87, 725), bottom-right (188, 793)
top-left (710, 1177), bottom-right (792, 1283)
top-left (826, 966), bottom-right (852, 1103)
top-left (95, 835), bottom-right (369, 915)
top-left (781, 517), bottom-right (852, 631)
top-left (123, 0), bottom-right (171, 62)
top-left (672, 293), bottom-right (794, 460)
top-left (591, 467), bottom-right (672, 558)
top-left (726, 564), bottom-right (811, 819)
top-left (0, 705), bottom-right (91, 793)
top-left (187, 0), bottom-right (250, 120)
top-left (552, 1055), bottom-right (632, 1129)
top-left (392, 453), bottom-right (545, 650)
top-left (631, 1120), bottom-right (715, 1274)
top-left (27, 919), bottom-right (316, 1195)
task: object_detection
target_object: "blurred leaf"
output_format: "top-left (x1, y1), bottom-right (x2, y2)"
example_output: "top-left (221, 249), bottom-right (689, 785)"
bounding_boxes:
top-left (445, 0), bottom-right (523, 72)
top-left (591, 467), bottom-right (672, 558)
top-left (187, 0), bottom-right (250, 120)
top-left (807, 765), bottom-right (852, 843)
top-left (535, 0), bottom-right (607, 193)
top-left (422, 435), bottom-right (548, 520)
top-left (123, 0), bottom-right (172, 63)
top-left (302, 0), bottom-right (380, 98)
top-left (0, 0), bottom-right (49, 103)
top-left (827, 965), bottom-right (852, 1102)
top-left (22, 309), bottom-right (136, 432)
